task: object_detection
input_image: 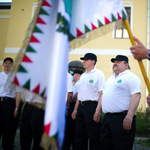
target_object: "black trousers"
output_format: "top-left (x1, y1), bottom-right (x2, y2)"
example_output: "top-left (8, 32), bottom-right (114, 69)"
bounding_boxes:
top-left (20, 103), bottom-right (44, 150)
top-left (62, 102), bottom-right (76, 150)
top-left (0, 97), bottom-right (15, 150)
top-left (75, 101), bottom-right (101, 150)
top-left (11, 101), bottom-right (24, 146)
top-left (101, 112), bottom-right (135, 150)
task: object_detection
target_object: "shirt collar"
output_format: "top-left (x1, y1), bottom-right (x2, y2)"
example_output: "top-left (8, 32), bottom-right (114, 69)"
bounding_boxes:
top-left (85, 67), bottom-right (96, 74)
top-left (113, 70), bottom-right (130, 77)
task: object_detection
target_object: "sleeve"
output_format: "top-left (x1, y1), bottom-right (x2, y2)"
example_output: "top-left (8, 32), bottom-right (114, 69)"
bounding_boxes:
top-left (127, 73), bottom-right (141, 95)
top-left (16, 86), bottom-right (21, 92)
top-left (98, 71), bottom-right (105, 92)
top-left (67, 73), bottom-right (73, 93)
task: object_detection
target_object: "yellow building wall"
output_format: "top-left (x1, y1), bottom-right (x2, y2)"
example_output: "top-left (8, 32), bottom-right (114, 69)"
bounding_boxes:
top-left (0, 11), bottom-right (10, 71)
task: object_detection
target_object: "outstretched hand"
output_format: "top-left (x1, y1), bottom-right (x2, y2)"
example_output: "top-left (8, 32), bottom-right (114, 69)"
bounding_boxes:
top-left (130, 36), bottom-right (149, 60)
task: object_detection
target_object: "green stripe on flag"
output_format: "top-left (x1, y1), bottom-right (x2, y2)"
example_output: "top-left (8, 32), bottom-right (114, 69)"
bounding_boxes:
top-left (52, 133), bottom-right (58, 141)
top-left (98, 20), bottom-right (103, 27)
top-left (18, 65), bottom-right (28, 73)
top-left (40, 8), bottom-right (49, 15)
top-left (23, 79), bottom-right (31, 90)
top-left (85, 25), bottom-right (90, 33)
top-left (112, 14), bottom-right (117, 22)
top-left (27, 45), bottom-right (36, 53)
top-left (40, 88), bottom-right (46, 97)
top-left (34, 26), bottom-right (43, 33)
top-left (122, 10), bottom-right (127, 19)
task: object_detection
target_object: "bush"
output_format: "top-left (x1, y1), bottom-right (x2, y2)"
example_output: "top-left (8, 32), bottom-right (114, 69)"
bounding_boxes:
top-left (135, 108), bottom-right (150, 137)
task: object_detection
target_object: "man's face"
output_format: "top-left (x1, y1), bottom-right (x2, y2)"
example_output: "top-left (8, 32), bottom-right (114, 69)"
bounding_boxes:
top-left (113, 60), bottom-right (128, 74)
top-left (83, 59), bottom-right (94, 69)
top-left (3, 60), bottom-right (13, 72)
top-left (73, 73), bottom-right (78, 82)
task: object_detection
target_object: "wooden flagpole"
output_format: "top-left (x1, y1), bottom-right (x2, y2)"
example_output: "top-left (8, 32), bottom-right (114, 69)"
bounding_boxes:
top-left (123, 18), bottom-right (150, 93)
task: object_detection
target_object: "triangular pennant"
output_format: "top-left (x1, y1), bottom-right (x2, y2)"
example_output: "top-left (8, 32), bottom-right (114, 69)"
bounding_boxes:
top-left (40, 8), bottom-right (49, 15)
top-left (30, 35), bottom-right (40, 43)
top-left (85, 25), bottom-right (90, 33)
top-left (44, 123), bottom-right (51, 135)
top-left (98, 20), bottom-right (103, 27)
top-left (37, 17), bottom-right (46, 24)
top-left (14, 76), bottom-right (20, 86)
top-left (69, 33), bottom-right (75, 41)
top-left (22, 55), bottom-right (32, 63)
top-left (76, 28), bottom-right (83, 37)
top-left (42, 0), bottom-right (52, 7)
top-left (34, 26), bottom-right (43, 33)
top-left (40, 88), bottom-right (46, 97)
top-left (32, 84), bottom-right (40, 94)
top-left (52, 133), bottom-right (58, 141)
top-left (91, 23), bottom-right (97, 30)
top-left (122, 10), bottom-right (127, 19)
top-left (112, 14), bottom-right (117, 22)
top-left (23, 79), bottom-right (31, 89)
top-left (27, 45), bottom-right (36, 53)
top-left (18, 65), bottom-right (28, 73)
top-left (104, 17), bottom-right (111, 24)
top-left (117, 12), bottom-right (122, 20)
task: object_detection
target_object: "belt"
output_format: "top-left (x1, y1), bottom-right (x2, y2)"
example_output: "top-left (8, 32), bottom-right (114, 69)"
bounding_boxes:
top-left (106, 110), bottom-right (128, 116)
top-left (0, 97), bottom-right (14, 101)
top-left (79, 100), bottom-right (98, 105)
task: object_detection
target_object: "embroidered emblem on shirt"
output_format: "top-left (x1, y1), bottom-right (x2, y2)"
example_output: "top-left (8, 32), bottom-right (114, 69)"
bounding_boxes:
top-left (89, 80), bottom-right (93, 83)
top-left (117, 79), bottom-right (122, 83)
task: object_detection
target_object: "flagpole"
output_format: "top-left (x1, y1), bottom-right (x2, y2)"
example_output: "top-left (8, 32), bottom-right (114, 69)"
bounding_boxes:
top-left (123, 18), bottom-right (150, 93)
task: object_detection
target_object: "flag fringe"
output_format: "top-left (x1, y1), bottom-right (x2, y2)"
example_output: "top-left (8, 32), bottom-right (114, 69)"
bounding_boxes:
top-left (70, 22), bottom-right (113, 50)
top-left (40, 133), bottom-right (58, 150)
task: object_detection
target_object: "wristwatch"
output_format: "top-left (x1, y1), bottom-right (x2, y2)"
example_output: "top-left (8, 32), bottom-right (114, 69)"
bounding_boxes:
top-left (147, 50), bottom-right (150, 60)
top-left (15, 108), bottom-right (18, 111)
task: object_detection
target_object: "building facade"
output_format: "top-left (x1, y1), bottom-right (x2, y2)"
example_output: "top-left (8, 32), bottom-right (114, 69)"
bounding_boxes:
top-left (0, 0), bottom-right (149, 109)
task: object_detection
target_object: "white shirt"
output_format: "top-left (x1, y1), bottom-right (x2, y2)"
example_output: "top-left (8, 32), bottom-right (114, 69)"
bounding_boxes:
top-left (25, 90), bottom-right (44, 103)
top-left (16, 86), bottom-right (24, 98)
top-left (65, 73), bottom-right (73, 102)
top-left (77, 68), bottom-right (105, 101)
top-left (73, 80), bottom-right (80, 96)
top-left (0, 71), bottom-right (16, 98)
top-left (102, 70), bottom-right (141, 113)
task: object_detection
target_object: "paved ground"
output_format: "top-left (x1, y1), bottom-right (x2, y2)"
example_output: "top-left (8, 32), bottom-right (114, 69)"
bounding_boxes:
top-left (0, 129), bottom-right (150, 150)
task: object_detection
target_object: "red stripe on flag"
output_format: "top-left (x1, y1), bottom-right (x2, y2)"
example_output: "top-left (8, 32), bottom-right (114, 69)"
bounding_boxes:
top-left (42, 0), bottom-right (52, 7)
top-left (30, 35), bottom-right (40, 43)
top-left (76, 28), bottom-right (83, 37)
top-left (117, 12), bottom-right (122, 20)
top-left (22, 55), bottom-right (32, 63)
top-left (104, 17), bottom-right (111, 24)
top-left (14, 76), bottom-right (20, 86)
top-left (32, 84), bottom-right (40, 94)
top-left (37, 17), bottom-right (46, 24)
top-left (44, 123), bottom-right (51, 135)
top-left (91, 23), bottom-right (97, 30)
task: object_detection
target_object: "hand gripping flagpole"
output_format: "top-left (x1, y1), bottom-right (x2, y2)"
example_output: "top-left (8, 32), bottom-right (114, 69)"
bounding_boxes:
top-left (124, 18), bottom-right (150, 94)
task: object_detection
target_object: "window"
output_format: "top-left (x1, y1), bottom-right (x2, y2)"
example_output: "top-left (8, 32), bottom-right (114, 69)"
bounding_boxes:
top-left (114, 7), bottom-right (131, 38)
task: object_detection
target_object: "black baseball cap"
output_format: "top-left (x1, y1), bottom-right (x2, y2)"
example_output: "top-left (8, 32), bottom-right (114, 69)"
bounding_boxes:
top-left (80, 53), bottom-right (97, 63)
top-left (73, 70), bottom-right (83, 75)
top-left (3, 57), bottom-right (13, 63)
top-left (111, 55), bottom-right (128, 63)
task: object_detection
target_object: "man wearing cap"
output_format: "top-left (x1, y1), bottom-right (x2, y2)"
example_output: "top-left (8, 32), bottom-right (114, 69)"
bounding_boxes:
top-left (72, 53), bottom-right (105, 150)
top-left (63, 70), bottom-right (83, 150)
top-left (94, 55), bottom-right (141, 150)
top-left (0, 57), bottom-right (19, 150)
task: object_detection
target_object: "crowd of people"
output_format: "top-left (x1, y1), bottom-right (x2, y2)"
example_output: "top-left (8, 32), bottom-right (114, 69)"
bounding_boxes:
top-left (0, 36), bottom-right (149, 150)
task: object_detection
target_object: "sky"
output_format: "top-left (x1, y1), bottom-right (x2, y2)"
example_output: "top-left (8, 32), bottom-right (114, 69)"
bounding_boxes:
top-left (1, 0), bottom-right (12, 2)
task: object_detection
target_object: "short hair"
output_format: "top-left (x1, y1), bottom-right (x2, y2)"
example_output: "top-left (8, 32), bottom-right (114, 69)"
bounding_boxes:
top-left (3, 57), bottom-right (13, 63)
